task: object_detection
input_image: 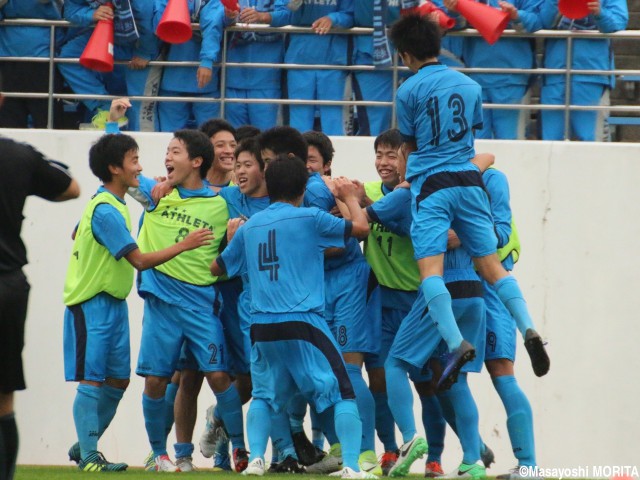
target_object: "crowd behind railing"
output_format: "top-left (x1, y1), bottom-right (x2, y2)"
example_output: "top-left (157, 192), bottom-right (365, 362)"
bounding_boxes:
top-left (0, 0), bottom-right (638, 141)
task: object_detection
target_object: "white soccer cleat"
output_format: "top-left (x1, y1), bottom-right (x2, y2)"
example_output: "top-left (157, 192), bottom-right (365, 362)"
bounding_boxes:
top-left (200, 404), bottom-right (227, 458)
top-left (154, 454), bottom-right (180, 472)
top-left (175, 456), bottom-right (195, 472)
top-left (242, 458), bottom-right (265, 476)
top-left (330, 466), bottom-right (379, 479)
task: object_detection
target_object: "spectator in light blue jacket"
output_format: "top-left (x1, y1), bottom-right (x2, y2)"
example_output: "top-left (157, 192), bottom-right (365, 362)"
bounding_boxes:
top-left (350, 0), bottom-right (400, 137)
top-left (539, 0), bottom-right (628, 141)
top-left (270, 0), bottom-right (354, 136)
top-left (444, 0), bottom-right (543, 139)
top-left (0, 0), bottom-right (64, 128)
top-left (59, 0), bottom-right (161, 131)
top-left (153, 0), bottom-right (225, 132)
top-left (223, 0), bottom-right (285, 131)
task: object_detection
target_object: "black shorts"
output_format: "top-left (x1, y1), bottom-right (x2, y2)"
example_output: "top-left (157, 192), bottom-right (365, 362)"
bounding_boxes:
top-left (0, 270), bottom-right (30, 393)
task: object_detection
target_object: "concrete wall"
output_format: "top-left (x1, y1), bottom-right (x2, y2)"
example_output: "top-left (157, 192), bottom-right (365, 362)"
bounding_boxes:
top-left (4, 129), bottom-right (640, 474)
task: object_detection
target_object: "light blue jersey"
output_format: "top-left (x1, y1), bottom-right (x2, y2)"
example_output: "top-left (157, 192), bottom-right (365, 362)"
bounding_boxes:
top-left (219, 202), bottom-right (351, 318)
top-left (219, 186), bottom-right (271, 219)
top-left (396, 63), bottom-right (483, 181)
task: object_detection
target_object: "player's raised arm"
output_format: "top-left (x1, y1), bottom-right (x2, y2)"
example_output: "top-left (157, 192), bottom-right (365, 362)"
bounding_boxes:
top-left (333, 177), bottom-right (370, 239)
top-left (126, 228), bottom-right (213, 271)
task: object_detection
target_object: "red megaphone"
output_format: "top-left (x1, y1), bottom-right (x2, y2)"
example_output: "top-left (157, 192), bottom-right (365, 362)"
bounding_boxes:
top-left (558, 0), bottom-right (590, 19)
top-left (156, 0), bottom-right (193, 44)
top-left (456, 0), bottom-right (510, 45)
top-left (80, 5), bottom-right (114, 72)
top-left (417, 1), bottom-right (456, 30)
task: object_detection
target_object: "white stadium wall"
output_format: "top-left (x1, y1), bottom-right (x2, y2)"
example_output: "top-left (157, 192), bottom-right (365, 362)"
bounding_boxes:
top-left (4, 129), bottom-right (640, 474)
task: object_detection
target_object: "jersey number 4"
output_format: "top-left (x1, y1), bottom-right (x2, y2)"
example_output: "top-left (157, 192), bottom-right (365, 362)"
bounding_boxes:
top-left (426, 94), bottom-right (468, 146)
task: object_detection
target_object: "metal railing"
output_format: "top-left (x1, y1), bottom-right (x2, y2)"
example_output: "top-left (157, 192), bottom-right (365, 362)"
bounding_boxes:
top-left (1, 18), bottom-right (639, 138)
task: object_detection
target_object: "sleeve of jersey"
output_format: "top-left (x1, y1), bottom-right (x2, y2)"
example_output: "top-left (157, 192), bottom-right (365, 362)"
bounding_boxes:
top-left (92, 204), bottom-right (138, 260)
top-left (395, 90), bottom-right (415, 142)
top-left (30, 151), bottom-right (74, 201)
top-left (485, 172), bottom-right (512, 248)
top-left (315, 209), bottom-right (349, 249)
top-left (218, 228), bottom-right (247, 278)
top-left (305, 181), bottom-right (336, 211)
top-left (128, 175), bottom-right (157, 210)
top-left (367, 191), bottom-right (411, 237)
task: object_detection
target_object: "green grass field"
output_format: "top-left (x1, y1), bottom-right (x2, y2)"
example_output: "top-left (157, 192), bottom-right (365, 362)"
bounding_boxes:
top-left (15, 465), bottom-right (329, 479)
top-left (13, 467), bottom-right (605, 480)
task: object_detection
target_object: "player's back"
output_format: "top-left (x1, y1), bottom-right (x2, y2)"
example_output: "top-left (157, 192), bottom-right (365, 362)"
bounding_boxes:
top-left (241, 203), bottom-right (345, 317)
top-left (396, 64), bottom-right (483, 180)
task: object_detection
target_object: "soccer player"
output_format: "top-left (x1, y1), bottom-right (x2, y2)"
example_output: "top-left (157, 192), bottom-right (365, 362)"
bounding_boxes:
top-left (134, 130), bottom-right (246, 472)
top-left (361, 129), bottom-right (413, 475)
top-left (200, 119), bottom-right (238, 192)
top-left (303, 131), bottom-right (333, 176)
top-left (210, 155), bottom-right (375, 479)
top-left (0, 75), bottom-right (80, 480)
top-left (481, 167), bottom-right (542, 480)
top-left (63, 132), bottom-right (213, 472)
top-left (388, 14), bottom-right (549, 391)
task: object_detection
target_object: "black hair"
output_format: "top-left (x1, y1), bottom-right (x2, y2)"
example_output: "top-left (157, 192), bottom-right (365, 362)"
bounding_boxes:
top-left (173, 129), bottom-right (214, 179)
top-left (389, 14), bottom-right (441, 60)
top-left (89, 134), bottom-right (138, 183)
top-left (303, 131), bottom-right (334, 166)
top-left (235, 125), bottom-right (262, 142)
top-left (258, 126), bottom-right (308, 161)
top-left (265, 154), bottom-right (308, 202)
top-left (374, 128), bottom-right (404, 152)
top-left (199, 118), bottom-right (237, 140)
top-left (234, 137), bottom-right (265, 171)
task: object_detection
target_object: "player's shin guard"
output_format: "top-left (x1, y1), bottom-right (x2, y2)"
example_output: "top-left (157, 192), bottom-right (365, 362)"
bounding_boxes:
top-left (372, 391), bottom-right (398, 452)
top-left (247, 399), bottom-right (271, 461)
top-left (437, 374), bottom-right (481, 465)
top-left (74, 384), bottom-right (101, 459)
top-left (420, 395), bottom-right (446, 463)
top-left (385, 356), bottom-right (417, 443)
top-left (334, 400), bottom-right (362, 471)
top-left (345, 364), bottom-right (376, 452)
top-left (214, 385), bottom-right (245, 450)
top-left (493, 276), bottom-right (534, 338)
top-left (493, 375), bottom-right (536, 466)
top-left (97, 384), bottom-right (125, 438)
top-left (420, 276), bottom-right (464, 352)
top-left (142, 394), bottom-right (168, 456)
